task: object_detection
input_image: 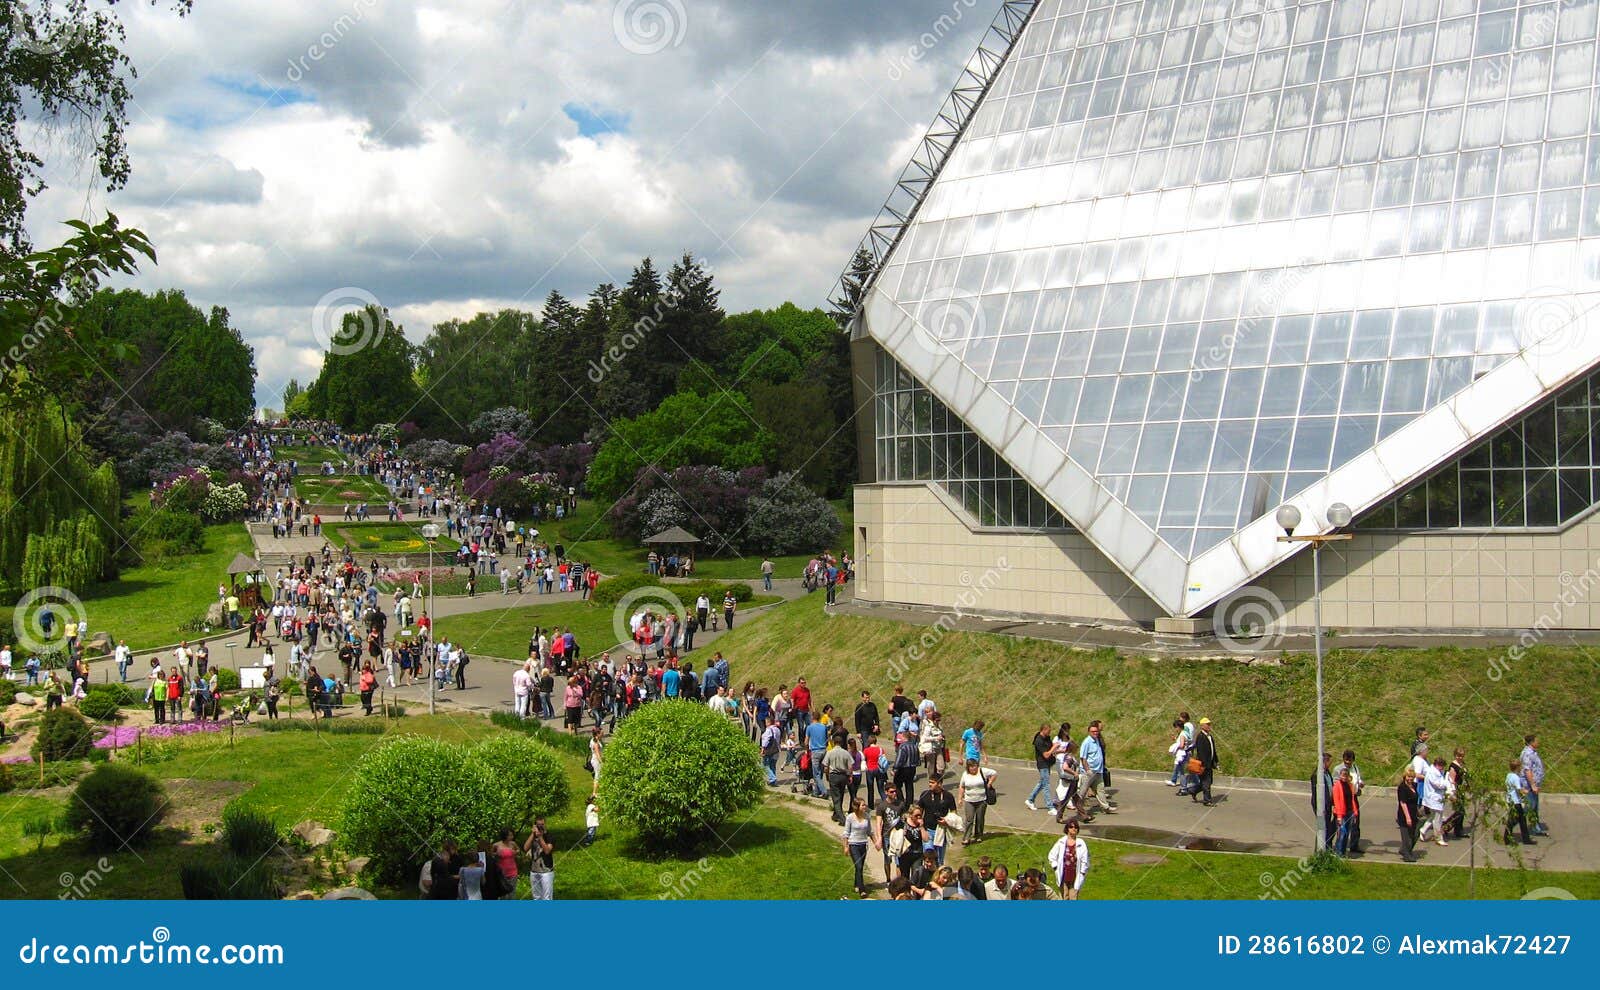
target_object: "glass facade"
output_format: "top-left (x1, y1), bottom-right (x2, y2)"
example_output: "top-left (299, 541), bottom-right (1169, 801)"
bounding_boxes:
top-left (1361, 367), bottom-right (1600, 528)
top-left (874, 347), bottom-right (1072, 529)
top-left (859, 0), bottom-right (1600, 612)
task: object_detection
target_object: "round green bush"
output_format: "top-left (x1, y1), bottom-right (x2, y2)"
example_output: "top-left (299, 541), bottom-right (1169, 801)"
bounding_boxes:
top-left (340, 737), bottom-right (504, 884)
top-left (63, 763), bottom-right (168, 851)
top-left (0, 679), bottom-right (17, 706)
top-left (32, 708), bottom-right (95, 762)
top-left (597, 699), bottom-right (764, 849)
top-left (592, 575), bottom-right (755, 609)
top-left (213, 667), bottom-right (240, 692)
top-left (78, 691), bottom-right (122, 721)
top-left (466, 735), bottom-right (570, 828)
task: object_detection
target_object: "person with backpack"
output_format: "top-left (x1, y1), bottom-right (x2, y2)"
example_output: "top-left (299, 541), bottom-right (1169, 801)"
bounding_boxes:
top-left (893, 730), bottom-right (920, 801)
top-left (760, 716), bottom-right (783, 786)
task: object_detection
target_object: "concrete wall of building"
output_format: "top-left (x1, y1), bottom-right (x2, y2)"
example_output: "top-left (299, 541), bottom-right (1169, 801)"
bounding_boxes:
top-left (855, 482), bottom-right (1600, 634)
top-left (1254, 523), bottom-right (1600, 633)
top-left (853, 483), bottom-right (1165, 626)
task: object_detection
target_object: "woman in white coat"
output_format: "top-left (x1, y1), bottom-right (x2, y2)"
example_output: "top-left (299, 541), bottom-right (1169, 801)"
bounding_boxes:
top-left (1048, 819), bottom-right (1090, 900)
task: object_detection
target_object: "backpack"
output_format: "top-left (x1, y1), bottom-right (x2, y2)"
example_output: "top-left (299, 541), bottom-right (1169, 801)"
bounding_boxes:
top-left (761, 729), bottom-right (780, 758)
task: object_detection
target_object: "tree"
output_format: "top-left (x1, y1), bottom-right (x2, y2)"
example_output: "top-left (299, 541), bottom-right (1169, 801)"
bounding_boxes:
top-left (304, 305), bottom-right (419, 429)
top-left (743, 472), bottom-right (841, 555)
top-left (1, 1), bottom-right (193, 254)
top-left (281, 378), bottom-right (303, 408)
top-left (749, 380), bottom-right (846, 497)
top-left (586, 390), bottom-right (776, 503)
top-left (829, 245), bottom-right (877, 328)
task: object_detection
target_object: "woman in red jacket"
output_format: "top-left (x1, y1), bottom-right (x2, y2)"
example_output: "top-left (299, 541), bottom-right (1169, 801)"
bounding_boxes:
top-left (1331, 766), bottom-right (1359, 856)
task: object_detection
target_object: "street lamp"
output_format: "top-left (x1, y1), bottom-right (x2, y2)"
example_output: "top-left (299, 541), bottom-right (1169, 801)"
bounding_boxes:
top-left (1276, 501), bottom-right (1353, 854)
top-left (421, 522), bottom-right (440, 715)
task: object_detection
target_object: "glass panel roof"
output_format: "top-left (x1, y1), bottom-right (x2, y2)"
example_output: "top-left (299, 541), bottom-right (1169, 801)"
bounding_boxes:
top-left (865, 0), bottom-right (1600, 565)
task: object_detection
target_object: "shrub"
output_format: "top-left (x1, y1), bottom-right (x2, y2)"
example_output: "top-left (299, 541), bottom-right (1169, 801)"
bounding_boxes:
top-left (93, 683), bottom-right (139, 706)
top-left (77, 690), bottom-right (122, 722)
top-left (466, 735), bottom-right (570, 828)
top-left (180, 855), bottom-right (284, 900)
top-left (341, 737), bottom-right (503, 884)
top-left (743, 473), bottom-right (841, 556)
top-left (591, 575), bottom-right (754, 609)
top-left (32, 708), bottom-right (96, 762)
top-left (597, 700), bottom-right (763, 850)
top-left (125, 507), bottom-right (205, 556)
top-left (221, 803), bottom-right (280, 859)
top-left (0, 679), bottom-right (16, 706)
top-left (0, 762), bottom-right (11, 794)
top-left (213, 667), bottom-right (240, 692)
top-left (63, 764), bottom-right (168, 851)
top-left (489, 711), bottom-right (589, 757)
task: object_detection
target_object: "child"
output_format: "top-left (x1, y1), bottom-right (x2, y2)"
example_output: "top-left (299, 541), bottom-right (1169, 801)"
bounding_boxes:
top-left (582, 796), bottom-right (599, 847)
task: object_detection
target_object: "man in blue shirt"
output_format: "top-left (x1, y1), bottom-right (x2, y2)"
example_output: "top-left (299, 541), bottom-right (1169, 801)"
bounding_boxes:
top-left (1078, 720), bottom-right (1116, 814)
top-left (824, 562), bottom-right (839, 605)
top-left (806, 718), bottom-right (830, 797)
top-left (662, 663), bottom-right (680, 699)
top-left (1520, 734), bottom-right (1549, 836)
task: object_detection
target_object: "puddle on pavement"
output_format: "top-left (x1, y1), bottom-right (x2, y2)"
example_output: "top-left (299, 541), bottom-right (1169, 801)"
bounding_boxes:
top-left (1088, 824), bottom-right (1267, 854)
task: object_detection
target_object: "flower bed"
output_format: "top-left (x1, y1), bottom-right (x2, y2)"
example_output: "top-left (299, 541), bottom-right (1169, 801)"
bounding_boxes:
top-left (94, 721), bottom-right (227, 749)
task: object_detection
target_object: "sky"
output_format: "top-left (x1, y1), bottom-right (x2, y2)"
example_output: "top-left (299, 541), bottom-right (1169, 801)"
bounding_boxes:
top-left (25, 0), bottom-right (1000, 407)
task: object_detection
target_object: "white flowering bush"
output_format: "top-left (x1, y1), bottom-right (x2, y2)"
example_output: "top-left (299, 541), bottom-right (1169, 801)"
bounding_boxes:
top-left (201, 481), bottom-right (249, 521)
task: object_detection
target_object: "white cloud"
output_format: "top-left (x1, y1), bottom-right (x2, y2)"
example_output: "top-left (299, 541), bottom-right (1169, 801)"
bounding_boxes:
top-left (25, 0), bottom-right (993, 404)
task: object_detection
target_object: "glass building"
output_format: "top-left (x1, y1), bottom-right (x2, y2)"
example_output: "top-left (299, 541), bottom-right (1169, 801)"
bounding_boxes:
top-left (847, 0), bottom-right (1600, 627)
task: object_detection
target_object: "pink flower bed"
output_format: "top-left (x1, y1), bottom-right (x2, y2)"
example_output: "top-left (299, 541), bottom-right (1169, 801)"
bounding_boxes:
top-left (94, 721), bottom-right (227, 749)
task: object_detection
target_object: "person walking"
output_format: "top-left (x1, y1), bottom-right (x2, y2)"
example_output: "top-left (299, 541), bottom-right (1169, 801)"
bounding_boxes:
top-left (1026, 723), bottom-right (1059, 813)
top-left (759, 716), bottom-right (782, 786)
top-left (1504, 759), bottom-right (1536, 846)
top-left (1047, 820), bottom-right (1090, 900)
top-left (1341, 749), bottom-right (1366, 853)
top-left (892, 730), bottom-right (920, 802)
top-left (1186, 717), bottom-right (1218, 806)
top-left (1396, 767), bottom-right (1420, 862)
top-left (1420, 756), bottom-right (1452, 846)
top-left (1078, 719), bottom-right (1117, 814)
top-left (1314, 752), bottom-right (1336, 849)
top-left (853, 690), bottom-right (880, 751)
top-left (823, 739), bottom-right (853, 825)
top-left (957, 758), bottom-right (996, 845)
top-left (842, 797), bottom-right (874, 897)
top-left (358, 662), bottom-right (377, 715)
top-left (1520, 734), bottom-right (1549, 836)
top-left (760, 557), bottom-right (773, 592)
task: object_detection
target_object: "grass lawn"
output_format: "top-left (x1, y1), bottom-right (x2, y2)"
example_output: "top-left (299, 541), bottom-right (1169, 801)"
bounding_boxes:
top-left (957, 830), bottom-right (1600, 899)
top-left (712, 597), bottom-right (1600, 793)
top-left (529, 500), bottom-right (852, 582)
top-left (292, 475), bottom-right (391, 505)
top-left (0, 714), bottom-right (844, 900)
top-left (273, 445), bottom-right (344, 466)
top-left (435, 595), bottom-right (782, 659)
top-left (0, 523), bottom-right (252, 653)
top-left (331, 522), bottom-right (435, 554)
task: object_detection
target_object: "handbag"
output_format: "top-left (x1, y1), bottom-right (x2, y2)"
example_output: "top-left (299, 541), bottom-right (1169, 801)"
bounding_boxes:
top-left (985, 783), bottom-right (998, 806)
top-left (1185, 756), bottom-right (1204, 774)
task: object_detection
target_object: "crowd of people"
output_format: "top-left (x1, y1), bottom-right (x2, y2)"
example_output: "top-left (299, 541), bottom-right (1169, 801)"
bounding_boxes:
top-left (1315, 726), bottom-right (1554, 863)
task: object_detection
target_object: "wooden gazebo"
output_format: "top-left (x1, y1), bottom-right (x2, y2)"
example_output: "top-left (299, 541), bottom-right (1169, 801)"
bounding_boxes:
top-left (227, 552), bottom-right (270, 607)
top-left (643, 526), bottom-right (699, 576)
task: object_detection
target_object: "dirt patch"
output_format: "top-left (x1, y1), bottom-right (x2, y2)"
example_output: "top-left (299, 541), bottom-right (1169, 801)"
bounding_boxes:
top-left (157, 778), bottom-right (252, 836)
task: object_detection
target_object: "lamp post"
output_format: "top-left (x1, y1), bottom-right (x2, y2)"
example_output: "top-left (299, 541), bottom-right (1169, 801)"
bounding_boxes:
top-left (421, 522), bottom-right (440, 715)
top-left (1275, 501), bottom-right (1353, 854)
